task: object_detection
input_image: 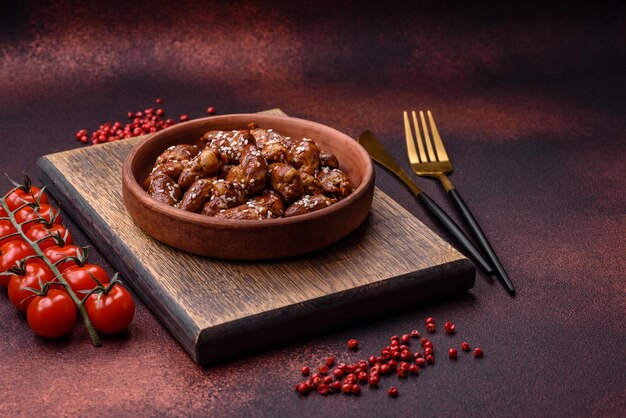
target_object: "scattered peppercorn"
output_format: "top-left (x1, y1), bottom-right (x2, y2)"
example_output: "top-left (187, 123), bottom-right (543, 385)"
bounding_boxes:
top-left (295, 382), bottom-right (310, 395)
top-left (294, 317), bottom-right (485, 399)
top-left (317, 384), bottom-right (329, 395)
top-left (444, 321), bottom-right (456, 334)
top-left (347, 338), bottom-right (359, 350)
top-left (74, 99), bottom-right (219, 145)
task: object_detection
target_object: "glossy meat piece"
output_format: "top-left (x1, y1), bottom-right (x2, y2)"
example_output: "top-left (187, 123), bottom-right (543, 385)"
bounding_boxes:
top-left (177, 148), bottom-right (221, 190)
top-left (177, 165), bottom-right (206, 190)
top-left (177, 178), bottom-right (214, 213)
top-left (300, 172), bottom-right (324, 196)
top-left (249, 190), bottom-right (285, 217)
top-left (213, 202), bottom-right (271, 220)
top-left (317, 167), bottom-right (354, 199)
top-left (240, 143), bottom-right (268, 195)
top-left (225, 165), bottom-right (246, 188)
top-left (147, 173), bottom-right (181, 206)
top-left (201, 180), bottom-right (247, 216)
top-left (261, 140), bottom-right (291, 164)
top-left (251, 128), bottom-right (295, 149)
top-left (268, 163), bottom-right (303, 202)
top-left (203, 130), bottom-right (250, 164)
top-left (319, 150), bottom-right (339, 169)
top-left (142, 161), bottom-right (184, 190)
top-left (284, 194), bottom-right (335, 217)
top-left (291, 138), bottom-right (320, 175)
top-left (195, 147), bottom-right (221, 176)
top-left (155, 144), bottom-right (199, 165)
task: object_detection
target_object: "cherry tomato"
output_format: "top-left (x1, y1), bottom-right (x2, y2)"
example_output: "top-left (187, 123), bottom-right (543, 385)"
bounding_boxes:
top-left (0, 240), bottom-right (37, 287)
top-left (14, 204), bottom-right (61, 233)
top-left (27, 289), bottom-right (77, 338)
top-left (8, 263), bottom-right (55, 311)
top-left (62, 264), bottom-right (109, 296)
top-left (0, 220), bottom-right (18, 246)
top-left (85, 283), bottom-right (135, 334)
top-left (25, 223), bottom-right (73, 251)
top-left (43, 244), bottom-right (83, 273)
top-left (5, 185), bottom-right (48, 211)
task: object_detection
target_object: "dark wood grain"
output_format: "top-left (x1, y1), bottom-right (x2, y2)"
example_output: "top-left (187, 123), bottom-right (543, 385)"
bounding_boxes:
top-left (36, 110), bottom-right (475, 364)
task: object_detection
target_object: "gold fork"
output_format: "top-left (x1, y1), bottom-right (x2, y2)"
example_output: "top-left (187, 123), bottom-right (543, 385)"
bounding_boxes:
top-left (404, 110), bottom-right (515, 295)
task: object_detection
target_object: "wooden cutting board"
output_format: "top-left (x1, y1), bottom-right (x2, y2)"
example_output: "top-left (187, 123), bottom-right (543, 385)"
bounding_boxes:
top-left (37, 109), bottom-right (475, 365)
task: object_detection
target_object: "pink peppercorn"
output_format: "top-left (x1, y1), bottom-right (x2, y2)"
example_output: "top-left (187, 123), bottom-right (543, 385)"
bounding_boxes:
top-left (301, 366), bottom-right (310, 376)
top-left (448, 348), bottom-right (458, 359)
top-left (474, 348), bottom-right (484, 358)
top-left (461, 342), bottom-right (471, 351)
top-left (317, 384), bottom-right (329, 395)
top-left (347, 339), bottom-right (359, 350)
top-left (388, 387), bottom-right (399, 398)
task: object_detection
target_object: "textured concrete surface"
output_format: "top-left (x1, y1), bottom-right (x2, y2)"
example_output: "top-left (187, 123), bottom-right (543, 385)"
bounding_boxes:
top-left (0, 1), bottom-right (624, 416)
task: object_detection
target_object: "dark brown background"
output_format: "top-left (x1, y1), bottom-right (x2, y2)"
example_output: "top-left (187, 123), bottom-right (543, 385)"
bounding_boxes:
top-left (1, 1), bottom-right (625, 416)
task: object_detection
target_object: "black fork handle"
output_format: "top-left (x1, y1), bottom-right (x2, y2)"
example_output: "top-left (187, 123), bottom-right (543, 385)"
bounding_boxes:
top-left (448, 188), bottom-right (515, 295)
top-left (417, 192), bottom-right (493, 275)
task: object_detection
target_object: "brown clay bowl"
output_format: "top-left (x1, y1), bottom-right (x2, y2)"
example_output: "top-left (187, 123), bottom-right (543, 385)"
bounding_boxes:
top-left (122, 114), bottom-right (375, 260)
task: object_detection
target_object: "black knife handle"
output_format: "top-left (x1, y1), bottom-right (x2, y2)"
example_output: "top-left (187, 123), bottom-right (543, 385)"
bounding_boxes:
top-left (417, 192), bottom-right (493, 274)
top-left (448, 188), bottom-right (515, 295)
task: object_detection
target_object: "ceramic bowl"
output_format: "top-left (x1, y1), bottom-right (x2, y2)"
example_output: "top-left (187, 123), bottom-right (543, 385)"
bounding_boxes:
top-left (121, 114), bottom-right (374, 260)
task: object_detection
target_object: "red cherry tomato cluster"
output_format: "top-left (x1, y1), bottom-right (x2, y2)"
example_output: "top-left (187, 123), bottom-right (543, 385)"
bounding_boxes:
top-left (75, 98), bottom-right (217, 145)
top-left (0, 178), bottom-right (135, 341)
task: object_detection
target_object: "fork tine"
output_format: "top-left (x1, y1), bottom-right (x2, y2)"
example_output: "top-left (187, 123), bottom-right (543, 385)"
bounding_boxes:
top-left (419, 111), bottom-right (437, 162)
top-left (411, 111), bottom-right (428, 162)
top-left (427, 110), bottom-right (449, 162)
top-left (403, 111), bottom-right (420, 164)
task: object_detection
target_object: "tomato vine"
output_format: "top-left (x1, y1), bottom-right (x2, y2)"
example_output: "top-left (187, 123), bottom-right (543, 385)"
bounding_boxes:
top-left (0, 176), bottom-right (103, 345)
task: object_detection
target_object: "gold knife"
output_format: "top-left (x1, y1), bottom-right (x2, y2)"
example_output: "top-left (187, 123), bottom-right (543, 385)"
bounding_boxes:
top-left (359, 130), bottom-right (493, 274)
